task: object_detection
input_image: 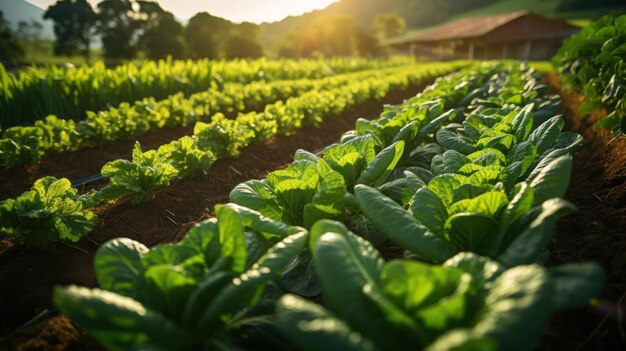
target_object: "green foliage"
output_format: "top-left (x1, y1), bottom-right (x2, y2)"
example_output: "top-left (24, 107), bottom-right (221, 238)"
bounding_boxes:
top-left (43, 0), bottom-right (96, 57)
top-left (0, 10), bottom-right (25, 62)
top-left (0, 59), bottom-right (436, 167)
top-left (0, 176), bottom-right (97, 248)
top-left (98, 143), bottom-right (179, 204)
top-left (52, 62), bottom-right (606, 351)
top-left (0, 125), bottom-right (44, 167)
top-left (54, 206), bottom-right (307, 350)
top-left (1, 57), bottom-right (411, 126)
top-left (157, 136), bottom-right (216, 177)
top-left (553, 14), bottom-right (626, 134)
top-left (281, 224), bottom-right (604, 351)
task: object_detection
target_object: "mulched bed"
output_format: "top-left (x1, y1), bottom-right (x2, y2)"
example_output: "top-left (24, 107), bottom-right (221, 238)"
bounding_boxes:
top-left (0, 83), bottom-right (429, 350)
top-left (543, 73), bottom-right (626, 351)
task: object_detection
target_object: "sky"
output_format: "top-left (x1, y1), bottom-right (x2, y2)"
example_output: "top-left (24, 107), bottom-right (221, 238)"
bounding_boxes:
top-left (26, 0), bottom-right (340, 23)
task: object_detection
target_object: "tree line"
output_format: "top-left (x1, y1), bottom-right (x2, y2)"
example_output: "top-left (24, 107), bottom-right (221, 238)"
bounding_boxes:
top-left (40, 0), bottom-right (264, 60)
top-left (1, 0), bottom-right (408, 62)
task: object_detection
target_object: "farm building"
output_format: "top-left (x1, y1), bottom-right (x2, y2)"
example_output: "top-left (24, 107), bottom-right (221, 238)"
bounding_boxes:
top-left (384, 11), bottom-right (580, 60)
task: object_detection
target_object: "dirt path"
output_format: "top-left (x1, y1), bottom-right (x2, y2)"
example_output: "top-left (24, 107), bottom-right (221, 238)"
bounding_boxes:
top-left (544, 73), bottom-right (626, 350)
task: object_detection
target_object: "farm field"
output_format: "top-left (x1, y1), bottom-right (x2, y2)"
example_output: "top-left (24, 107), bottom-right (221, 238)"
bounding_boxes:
top-left (0, 13), bottom-right (625, 351)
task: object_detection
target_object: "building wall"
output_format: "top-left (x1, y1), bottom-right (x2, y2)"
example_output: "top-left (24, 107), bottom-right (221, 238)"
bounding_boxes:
top-left (459, 39), bottom-right (563, 60)
top-left (480, 14), bottom-right (579, 44)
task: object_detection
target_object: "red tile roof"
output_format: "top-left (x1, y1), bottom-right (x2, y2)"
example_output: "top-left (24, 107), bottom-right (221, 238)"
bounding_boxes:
top-left (403, 11), bottom-right (531, 43)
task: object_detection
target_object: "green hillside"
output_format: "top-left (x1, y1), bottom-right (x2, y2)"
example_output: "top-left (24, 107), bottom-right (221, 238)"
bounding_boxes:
top-left (260, 0), bottom-right (626, 53)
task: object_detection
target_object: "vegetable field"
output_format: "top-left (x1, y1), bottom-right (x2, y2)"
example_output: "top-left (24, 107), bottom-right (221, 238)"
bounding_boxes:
top-left (0, 25), bottom-right (625, 350)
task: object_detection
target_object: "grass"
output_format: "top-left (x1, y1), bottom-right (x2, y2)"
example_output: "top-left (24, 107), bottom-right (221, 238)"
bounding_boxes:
top-left (528, 61), bottom-right (553, 73)
top-left (19, 39), bottom-right (103, 67)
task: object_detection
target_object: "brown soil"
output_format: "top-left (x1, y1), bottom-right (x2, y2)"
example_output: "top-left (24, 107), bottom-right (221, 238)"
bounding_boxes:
top-left (543, 73), bottom-right (626, 351)
top-left (0, 83), bottom-right (429, 349)
top-left (0, 123), bottom-right (197, 200)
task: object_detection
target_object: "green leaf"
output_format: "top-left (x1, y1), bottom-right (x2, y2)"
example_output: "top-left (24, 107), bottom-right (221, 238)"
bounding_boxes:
top-left (448, 191), bottom-right (509, 217)
top-left (436, 129), bottom-right (477, 155)
top-left (94, 238), bottom-right (148, 299)
top-left (529, 155), bottom-right (572, 205)
top-left (180, 271), bottom-right (234, 330)
top-left (441, 150), bottom-right (470, 174)
top-left (428, 174), bottom-right (462, 207)
top-left (381, 260), bottom-right (471, 332)
top-left (220, 203), bottom-right (291, 239)
top-left (53, 286), bottom-right (189, 351)
top-left (511, 104), bottom-right (534, 142)
top-left (139, 265), bottom-right (198, 322)
top-left (277, 294), bottom-right (375, 351)
top-left (549, 263), bottom-right (605, 311)
top-left (526, 148), bottom-right (569, 182)
top-left (195, 230), bottom-right (308, 333)
top-left (471, 265), bottom-right (552, 351)
top-left (294, 149), bottom-right (319, 163)
top-left (468, 148), bottom-right (506, 166)
top-left (312, 226), bottom-right (402, 348)
top-left (229, 180), bottom-right (282, 221)
top-left (443, 252), bottom-right (503, 286)
top-left (507, 141), bottom-right (537, 176)
top-left (495, 182), bottom-right (534, 250)
top-left (445, 213), bottom-right (499, 255)
top-left (280, 249), bottom-right (320, 296)
top-left (411, 187), bottom-right (448, 237)
top-left (303, 171), bottom-right (346, 228)
top-left (357, 141), bottom-right (405, 187)
top-left (345, 212), bottom-right (388, 246)
top-left (528, 116), bottom-right (564, 155)
top-left (215, 205), bottom-right (248, 274)
top-left (274, 178), bottom-right (317, 225)
top-left (452, 184), bottom-right (492, 203)
top-left (179, 220), bottom-right (221, 269)
top-left (355, 185), bottom-right (457, 263)
top-left (498, 198), bottom-right (575, 268)
top-left (426, 330), bottom-right (497, 351)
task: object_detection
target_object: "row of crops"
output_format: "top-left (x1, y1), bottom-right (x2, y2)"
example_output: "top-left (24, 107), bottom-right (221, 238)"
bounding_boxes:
top-left (0, 62), bottom-right (465, 247)
top-left (0, 62), bottom-right (465, 168)
top-left (0, 57), bottom-right (414, 126)
top-left (44, 63), bottom-right (604, 351)
top-left (553, 14), bottom-right (626, 135)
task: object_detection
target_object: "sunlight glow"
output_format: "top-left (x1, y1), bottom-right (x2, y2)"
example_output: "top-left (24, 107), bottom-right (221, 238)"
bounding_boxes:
top-left (27, 0), bottom-right (340, 23)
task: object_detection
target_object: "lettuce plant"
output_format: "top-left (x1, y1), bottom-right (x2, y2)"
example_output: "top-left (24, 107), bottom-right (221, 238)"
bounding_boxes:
top-left (54, 205), bottom-right (308, 351)
top-left (277, 221), bottom-right (604, 351)
top-left (553, 14), bottom-right (626, 134)
top-left (0, 176), bottom-right (97, 248)
top-left (97, 143), bottom-right (179, 204)
top-left (157, 136), bottom-right (216, 177)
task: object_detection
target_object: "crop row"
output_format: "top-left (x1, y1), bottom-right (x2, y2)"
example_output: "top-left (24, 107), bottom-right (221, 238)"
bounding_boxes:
top-left (0, 57), bottom-right (414, 126)
top-left (0, 62), bottom-right (465, 168)
top-left (50, 62), bottom-right (604, 351)
top-left (0, 62), bottom-right (466, 248)
top-left (553, 14), bottom-right (626, 135)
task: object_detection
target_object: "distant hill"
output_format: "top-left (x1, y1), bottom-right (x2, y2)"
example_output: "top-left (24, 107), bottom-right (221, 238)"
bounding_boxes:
top-left (0, 0), bottom-right (54, 38)
top-left (259, 0), bottom-right (626, 52)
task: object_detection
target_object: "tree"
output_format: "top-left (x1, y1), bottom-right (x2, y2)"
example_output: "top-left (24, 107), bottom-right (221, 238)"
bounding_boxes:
top-left (16, 20), bottom-right (43, 42)
top-left (224, 22), bottom-right (263, 59)
top-left (279, 14), bottom-right (369, 58)
top-left (140, 12), bottom-right (186, 59)
top-left (0, 10), bottom-right (24, 62)
top-left (185, 12), bottom-right (233, 59)
top-left (372, 13), bottom-right (406, 40)
top-left (97, 0), bottom-right (142, 59)
top-left (44, 0), bottom-right (97, 57)
top-left (355, 27), bottom-right (378, 56)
